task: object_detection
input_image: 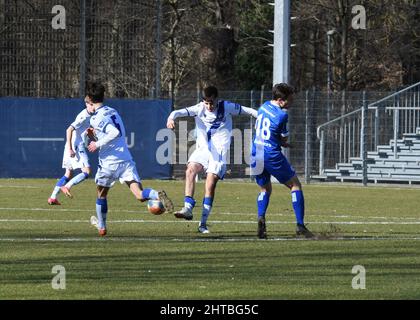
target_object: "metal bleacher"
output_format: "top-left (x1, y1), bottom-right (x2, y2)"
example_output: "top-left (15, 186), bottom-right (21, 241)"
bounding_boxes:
top-left (315, 82), bottom-right (420, 184)
top-left (323, 128), bottom-right (420, 184)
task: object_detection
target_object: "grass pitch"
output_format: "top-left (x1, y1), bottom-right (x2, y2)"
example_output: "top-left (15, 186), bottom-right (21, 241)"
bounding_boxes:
top-left (0, 178), bottom-right (419, 299)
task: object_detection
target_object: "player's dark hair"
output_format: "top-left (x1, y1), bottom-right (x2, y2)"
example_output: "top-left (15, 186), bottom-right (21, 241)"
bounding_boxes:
top-left (272, 83), bottom-right (295, 101)
top-left (203, 86), bottom-right (218, 99)
top-left (86, 81), bottom-right (105, 103)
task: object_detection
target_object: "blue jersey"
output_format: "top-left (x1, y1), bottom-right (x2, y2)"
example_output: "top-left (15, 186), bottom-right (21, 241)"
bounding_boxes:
top-left (252, 101), bottom-right (289, 159)
top-left (251, 101), bottom-right (295, 185)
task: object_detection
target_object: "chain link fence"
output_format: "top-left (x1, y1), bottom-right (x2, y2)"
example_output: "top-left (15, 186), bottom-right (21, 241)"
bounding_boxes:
top-left (0, 0), bottom-right (158, 98)
top-left (168, 90), bottom-right (395, 181)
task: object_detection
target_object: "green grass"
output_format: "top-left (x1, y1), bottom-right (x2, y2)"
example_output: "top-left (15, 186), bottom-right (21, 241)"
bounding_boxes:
top-left (0, 178), bottom-right (419, 299)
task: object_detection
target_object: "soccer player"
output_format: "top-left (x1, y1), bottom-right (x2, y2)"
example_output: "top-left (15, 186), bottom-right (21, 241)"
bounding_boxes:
top-left (251, 83), bottom-right (314, 239)
top-left (85, 81), bottom-right (173, 236)
top-left (47, 107), bottom-right (92, 205)
top-left (166, 86), bottom-right (258, 233)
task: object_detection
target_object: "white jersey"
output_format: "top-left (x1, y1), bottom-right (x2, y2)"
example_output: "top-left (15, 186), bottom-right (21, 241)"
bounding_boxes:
top-left (70, 108), bottom-right (91, 150)
top-left (90, 105), bottom-right (132, 166)
top-left (170, 100), bottom-right (257, 154)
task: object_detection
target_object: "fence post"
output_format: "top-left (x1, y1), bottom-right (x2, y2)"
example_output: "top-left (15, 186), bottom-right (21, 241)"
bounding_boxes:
top-left (394, 98), bottom-right (400, 159)
top-left (374, 107), bottom-right (379, 149)
top-left (250, 90), bottom-right (254, 181)
top-left (79, 0), bottom-right (86, 97)
top-left (319, 129), bottom-right (325, 176)
top-left (155, 0), bottom-right (162, 98)
top-left (361, 91), bottom-right (368, 186)
top-left (304, 90), bottom-right (310, 183)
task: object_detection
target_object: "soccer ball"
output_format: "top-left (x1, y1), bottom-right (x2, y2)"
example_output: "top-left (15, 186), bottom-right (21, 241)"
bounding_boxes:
top-left (147, 199), bottom-right (165, 215)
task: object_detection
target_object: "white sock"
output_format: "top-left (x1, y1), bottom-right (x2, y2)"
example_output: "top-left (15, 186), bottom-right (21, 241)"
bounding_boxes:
top-left (50, 186), bottom-right (61, 199)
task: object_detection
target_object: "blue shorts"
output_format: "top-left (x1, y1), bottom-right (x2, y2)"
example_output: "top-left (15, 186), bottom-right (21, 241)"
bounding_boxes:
top-left (254, 156), bottom-right (296, 186)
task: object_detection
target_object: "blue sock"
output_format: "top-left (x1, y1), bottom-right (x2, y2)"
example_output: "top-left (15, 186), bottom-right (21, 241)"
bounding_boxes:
top-left (257, 192), bottom-right (270, 218)
top-left (184, 196), bottom-right (196, 211)
top-left (56, 175), bottom-right (70, 187)
top-left (291, 190), bottom-right (305, 225)
top-left (142, 188), bottom-right (159, 200)
top-left (67, 172), bottom-right (89, 188)
top-left (96, 198), bottom-right (108, 229)
top-left (201, 197), bottom-right (213, 226)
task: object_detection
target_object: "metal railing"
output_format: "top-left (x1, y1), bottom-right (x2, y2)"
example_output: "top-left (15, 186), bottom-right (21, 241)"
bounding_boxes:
top-left (368, 82), bottom-right (420, 159)
top-left (317, 82), bottom-right (420, 177)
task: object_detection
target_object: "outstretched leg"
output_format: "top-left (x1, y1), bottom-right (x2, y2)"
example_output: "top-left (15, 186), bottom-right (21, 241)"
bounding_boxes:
top-left (61, 167), bottom-right (91, 198)
top-left (48, 169), bottom-right (73, 205)
top-left (125, 181), bottom-right (174, 213)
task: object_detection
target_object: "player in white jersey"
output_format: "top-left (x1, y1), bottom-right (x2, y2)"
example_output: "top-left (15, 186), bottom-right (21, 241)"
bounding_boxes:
top-left (47, 107), bottom-right (92, 205)
top-left (166, 86), bottom-right (258, 233)
top-left (84, 82), bottom-right (174, 236)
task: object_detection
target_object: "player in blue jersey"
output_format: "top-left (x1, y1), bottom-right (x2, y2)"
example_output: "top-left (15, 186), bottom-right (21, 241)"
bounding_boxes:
top-left (84, 81), bottom-right (173, 236)
top-left (251, 83), bottom-right (314, 239)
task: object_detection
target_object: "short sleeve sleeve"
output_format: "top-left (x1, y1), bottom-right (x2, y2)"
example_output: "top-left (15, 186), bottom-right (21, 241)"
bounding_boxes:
top-left (225, 101), bottom-right (242, 115)
top-left (71, 111), bottom-right (89, 130)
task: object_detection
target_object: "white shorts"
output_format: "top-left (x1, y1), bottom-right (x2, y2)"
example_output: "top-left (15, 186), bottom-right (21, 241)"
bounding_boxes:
top-left (62, 145), bottom-right (90, 170)
top-left (95, 160), bottom-right (141, 188)
top-left (188, 148), bottom-right (227, 179)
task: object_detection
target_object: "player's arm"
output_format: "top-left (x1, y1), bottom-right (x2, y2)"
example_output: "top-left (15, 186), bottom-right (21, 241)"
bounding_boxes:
top-left (65, 125), bottom-right (76, 157)
top-left (280, 136), bottom-right (292, 148)
top-left (227, 102), bottom-right (258, 118)
top-left (279, 114), bottom-right (292, 148)
top-left (88, 124), bottom-right (120, 153)
top-left (239, 106), bottom-right (258, 118)
top-left (167, 105), bottom-right (199, 129)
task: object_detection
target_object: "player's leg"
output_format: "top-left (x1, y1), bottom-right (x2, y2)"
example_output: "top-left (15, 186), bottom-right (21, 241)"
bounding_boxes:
top-left (121, 160), bottom-right (174, 212)
top-left (94, 185), bottom-right (109, 236)
top-left (197, 154), bottom-right (226, 233)
top-left (125, 180), bottom-right (159, 202)
top-left (255, 169), bottom-right (271, 239)
top-left (198, 173), bottom-right (219, 233)
top-left (62, 167), bottom-right (90, 197)
top-left (174, 161), bottom-right (204, 220)
top-left (48, 168), bottom-right (73, 205)
top-left (91, 164), bottom-right (115, 236)
top-left (284, 175), bottom-right (314, 238)
top-left (60, 147), bottom-right (91, 198)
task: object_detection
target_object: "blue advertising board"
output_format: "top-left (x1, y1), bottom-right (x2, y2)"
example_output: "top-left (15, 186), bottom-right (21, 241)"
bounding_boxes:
top-left (0, 98), bottom-right (172, 179)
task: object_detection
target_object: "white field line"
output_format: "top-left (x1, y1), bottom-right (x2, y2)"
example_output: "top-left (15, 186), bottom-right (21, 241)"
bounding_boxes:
top-left (0, 218), bottom-right (420, 225)
top-left (0, 207), bottom-right (419, 221)
top-left (18, 137), bottom-right (64, 142)
top-left (0, 236), bottom-right (419, 243)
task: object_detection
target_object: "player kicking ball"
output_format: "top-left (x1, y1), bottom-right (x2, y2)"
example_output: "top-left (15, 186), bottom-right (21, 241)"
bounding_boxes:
top-left (251, 83), bottom-right (314, 239)
top-left (166, 86), bottom-right (258, 233)
top-left (84, 81), bottom-right (173, 236)
top-left (47, 105), bottom-right (92, 205)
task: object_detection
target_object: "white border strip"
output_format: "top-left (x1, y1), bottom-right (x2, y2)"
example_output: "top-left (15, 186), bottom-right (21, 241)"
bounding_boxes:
top-left (18, 137), bottom-right (64, 142)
